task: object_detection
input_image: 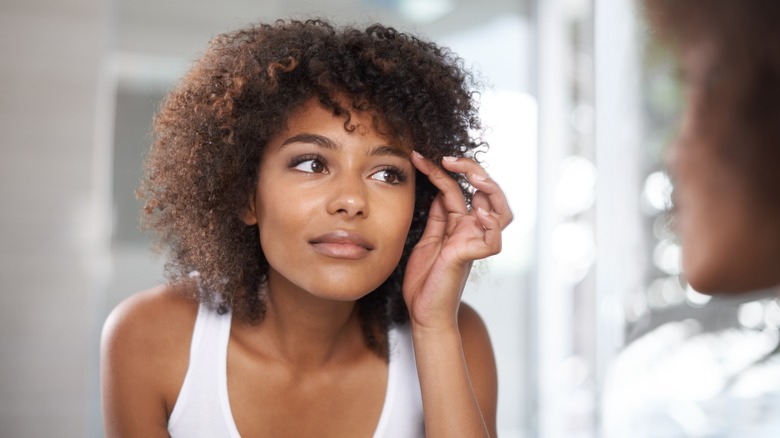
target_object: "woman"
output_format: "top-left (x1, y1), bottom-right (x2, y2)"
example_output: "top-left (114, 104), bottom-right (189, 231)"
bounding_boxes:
top-left (646, 0), bottom-right (780, 293)
top-left (100, 19), bottom-right (511, 437)
top-left (603, 3), bottom-right (780, 436)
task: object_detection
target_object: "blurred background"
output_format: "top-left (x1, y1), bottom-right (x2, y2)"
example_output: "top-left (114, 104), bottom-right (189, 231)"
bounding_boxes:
top-left (2, 0), bottom-right (778, 437)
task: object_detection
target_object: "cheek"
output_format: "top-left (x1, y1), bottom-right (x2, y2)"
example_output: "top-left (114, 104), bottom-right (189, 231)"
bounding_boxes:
top-left (254, 179), bottom-right (316, 255)
top-left (395, 190), bottom-right (417, 233)
top-left (377, 190), bottom-right (416, 255)
top-left (670, 137), bottom-right (736, 288)
top-left (255, 203), bottom-right (291, 266)
top-left (680, 182), bottom-right (780, 292)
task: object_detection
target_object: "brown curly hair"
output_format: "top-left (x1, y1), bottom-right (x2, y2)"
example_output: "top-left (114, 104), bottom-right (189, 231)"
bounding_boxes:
top-left (644, 0), bottom-right (780, 208)
top-left (139, 19), bottom-right (484, 353)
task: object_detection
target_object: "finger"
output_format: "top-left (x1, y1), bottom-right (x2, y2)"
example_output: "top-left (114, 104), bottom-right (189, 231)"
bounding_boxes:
top-left (444, 212), bottom-right (502, 263)
top-left (476, 207), bottom-right (502, 255)
top-left (441, 156), bottom-right (513, 229)
top-left (471, 190), bottom-right (491, 217)
top-left (411, 151), bottom-right (469, 216)
top-left (440, 155), bottom-right (489, 179)
top-left (417, 193), bottom-right (448, 243)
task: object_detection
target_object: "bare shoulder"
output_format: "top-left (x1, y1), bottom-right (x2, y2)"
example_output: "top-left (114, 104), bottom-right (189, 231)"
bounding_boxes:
top-left (457, 302), bottom-right (493, 347)
top-left (102, 283), bottom-right (199, 367)
top-left (458, 303), bottom-right (498, 434)
top-left (101, 283), bottom-right (199, 437)
top-left (102, 283), bottom-right (198, 345)
top-left (456, 303), bottom-right (497, 393)
top-left (101, 282), bottom-right (199, 380)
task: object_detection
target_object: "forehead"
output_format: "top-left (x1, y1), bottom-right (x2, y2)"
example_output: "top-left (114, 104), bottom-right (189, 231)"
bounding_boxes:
top-left (277, 97), bottom-right (413, 152)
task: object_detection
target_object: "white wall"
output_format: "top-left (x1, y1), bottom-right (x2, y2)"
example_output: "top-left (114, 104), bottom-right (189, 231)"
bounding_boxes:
top-left (0, 1), bottom-right (107, 437)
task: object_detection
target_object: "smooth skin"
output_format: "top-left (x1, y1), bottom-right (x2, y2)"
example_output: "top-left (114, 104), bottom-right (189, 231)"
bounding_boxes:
top-left (668, 42), bottom-right (780, 293)
top-left (101, 98), bottom-right (511, 437)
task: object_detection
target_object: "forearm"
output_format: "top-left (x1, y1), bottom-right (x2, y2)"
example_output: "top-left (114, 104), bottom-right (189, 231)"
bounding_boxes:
top-left (412, 323), bottom-right (491, 438)
top-left (404, 153), bottom-right (508, 437)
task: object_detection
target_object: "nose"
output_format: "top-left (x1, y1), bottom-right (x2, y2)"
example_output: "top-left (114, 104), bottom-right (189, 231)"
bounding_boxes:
top-left (326, 174), bottom-right (368, 218)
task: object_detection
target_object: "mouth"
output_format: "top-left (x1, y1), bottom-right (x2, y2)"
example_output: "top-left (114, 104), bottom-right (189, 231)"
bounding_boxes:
top-left (309, 231), bottom-right (374, 260)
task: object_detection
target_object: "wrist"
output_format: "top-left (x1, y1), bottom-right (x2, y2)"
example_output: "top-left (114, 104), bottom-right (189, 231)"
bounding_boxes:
top-left (410, 320), bottom-right (462, 345)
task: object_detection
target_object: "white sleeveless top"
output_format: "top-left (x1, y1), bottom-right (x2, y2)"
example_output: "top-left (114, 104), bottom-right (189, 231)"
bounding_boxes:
top-left (168, 305), bottom-right (425, 437)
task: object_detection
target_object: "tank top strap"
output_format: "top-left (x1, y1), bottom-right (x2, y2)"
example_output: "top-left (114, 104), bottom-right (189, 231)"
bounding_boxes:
top-left (168, 304), bottom-right (239, 437)
top-left (374, 324), bottom-right (425, 438)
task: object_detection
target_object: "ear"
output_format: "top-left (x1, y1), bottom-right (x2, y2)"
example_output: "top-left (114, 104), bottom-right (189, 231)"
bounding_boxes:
top-left (241, 194), bottom-right (258, 226)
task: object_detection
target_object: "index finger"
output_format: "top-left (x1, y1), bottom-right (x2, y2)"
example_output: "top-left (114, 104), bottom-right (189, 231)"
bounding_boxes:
top-left (411, 151), bottom-right (469, 216)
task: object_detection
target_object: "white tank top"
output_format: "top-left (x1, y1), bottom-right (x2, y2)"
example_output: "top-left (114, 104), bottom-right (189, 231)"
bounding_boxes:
top-left (168, 305), bottom-right (425, 437)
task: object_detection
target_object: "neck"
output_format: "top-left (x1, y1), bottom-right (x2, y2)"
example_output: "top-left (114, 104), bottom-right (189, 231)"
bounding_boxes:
top-left (256, 271), bottom-right (365, 368)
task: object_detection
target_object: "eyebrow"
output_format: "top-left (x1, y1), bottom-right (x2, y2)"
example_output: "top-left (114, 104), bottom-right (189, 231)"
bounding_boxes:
top-left (281, 133), bottom-right (337, 150)
top-left (280, 133), bottom-right (409, 159)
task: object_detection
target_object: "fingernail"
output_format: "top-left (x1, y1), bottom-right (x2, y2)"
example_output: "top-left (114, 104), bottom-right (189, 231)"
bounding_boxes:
top-left (477, 207), bottom-right (490, 217)
top-left (442, 156), bottom-right (458, 162)
top-left (412, 151), bottom-right (424, 159)
top-left (470, 173), bottom-right (487, 182)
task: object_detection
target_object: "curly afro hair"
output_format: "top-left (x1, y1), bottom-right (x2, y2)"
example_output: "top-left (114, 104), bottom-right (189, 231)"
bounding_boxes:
top-left (139, 19), bottom-right (485, 354)
top-left (644, 0), bottom-right (780, 208)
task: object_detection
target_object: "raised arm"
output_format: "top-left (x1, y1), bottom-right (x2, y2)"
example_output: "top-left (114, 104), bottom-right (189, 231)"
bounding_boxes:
top-left (404, 152), bottom-right (512, 437)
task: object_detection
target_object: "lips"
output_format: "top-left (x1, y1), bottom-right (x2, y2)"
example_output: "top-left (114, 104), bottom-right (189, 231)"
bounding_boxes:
top-left (309, 231), bottom-right (374, 259)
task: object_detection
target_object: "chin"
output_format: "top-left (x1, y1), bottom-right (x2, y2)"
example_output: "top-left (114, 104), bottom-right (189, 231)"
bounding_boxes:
top-left (680, 230), bottom-right (780, 294)
top-left (311, 288), bottom-right (374, 302)
top-left (685, 273), bottom-right (745, 295)
top-left (684, 260), bottom-right (780, 296)
top-left (304, 277), bottom-right (387, 302)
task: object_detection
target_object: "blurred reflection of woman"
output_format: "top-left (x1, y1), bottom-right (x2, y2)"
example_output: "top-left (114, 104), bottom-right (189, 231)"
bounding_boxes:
top-left (648, 0), bottom-right (780, 294)
top-left (604, 2), bottom-right (780, 437)
top-left (100, 19), bottom-right (511, 438)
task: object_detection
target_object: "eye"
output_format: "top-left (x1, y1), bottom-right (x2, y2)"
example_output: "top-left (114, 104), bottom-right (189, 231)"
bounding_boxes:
top-left (291, 156), bottom-right (327, 174)
top-left (370, 167), bottom-right (407, 184)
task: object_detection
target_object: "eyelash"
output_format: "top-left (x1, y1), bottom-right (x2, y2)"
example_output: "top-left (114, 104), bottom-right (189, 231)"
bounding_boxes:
top-left (373, 166), bottom-right (408, 184)
top-left (289, 154), bottom-right (326, 173)
top-left (287, 154), bottom-right (408, 184)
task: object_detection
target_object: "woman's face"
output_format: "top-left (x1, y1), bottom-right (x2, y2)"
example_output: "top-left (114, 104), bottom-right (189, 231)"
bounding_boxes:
top-left (243, 98), bottom-right (416, 301)
top-left (669, 44), bottom-right (780, 293)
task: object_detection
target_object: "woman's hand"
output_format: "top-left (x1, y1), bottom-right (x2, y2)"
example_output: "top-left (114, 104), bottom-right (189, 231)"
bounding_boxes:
top-left (403, 152), bottom-right (513, 330)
